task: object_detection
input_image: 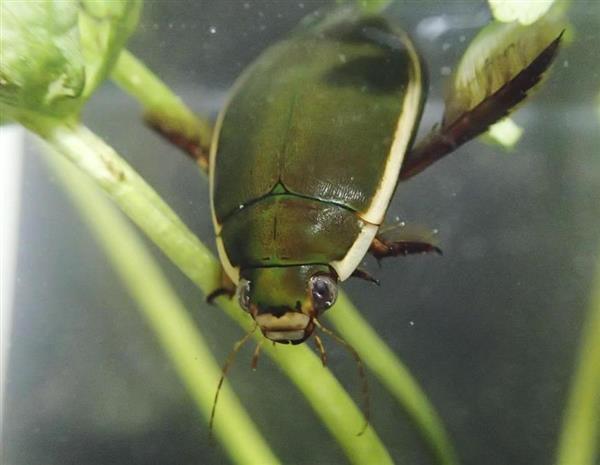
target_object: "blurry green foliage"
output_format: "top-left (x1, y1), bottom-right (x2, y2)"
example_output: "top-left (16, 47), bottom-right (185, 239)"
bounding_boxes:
top-left (0, 0), bottom-right (141, 126)
top-left (488, 0), bottom-right (556, 25)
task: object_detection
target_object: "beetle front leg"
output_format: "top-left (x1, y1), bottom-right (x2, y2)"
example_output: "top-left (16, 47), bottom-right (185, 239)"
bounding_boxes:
top-left (206, 269), bottom-right (236, 304)
top-left (350, 268), bottom-right (380, 285)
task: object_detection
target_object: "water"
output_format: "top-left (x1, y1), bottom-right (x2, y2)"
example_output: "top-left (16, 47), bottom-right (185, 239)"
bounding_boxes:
top-left (3, 1), bottom-right (600, 465)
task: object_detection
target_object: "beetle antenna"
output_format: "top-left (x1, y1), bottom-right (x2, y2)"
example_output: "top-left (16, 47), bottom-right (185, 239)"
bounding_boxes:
top-left (209, 324), bottom-right (257, 440)
top-left (251, 340), bottom-right (264, 371)
top-left (314, 334), bottom-right (328, 366)
top-left (314, 319), bottom-right (370, 436)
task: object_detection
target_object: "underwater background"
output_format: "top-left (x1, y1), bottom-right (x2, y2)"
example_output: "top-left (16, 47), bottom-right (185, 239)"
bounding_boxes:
top-left (3, 1), bottom-right (600, 465)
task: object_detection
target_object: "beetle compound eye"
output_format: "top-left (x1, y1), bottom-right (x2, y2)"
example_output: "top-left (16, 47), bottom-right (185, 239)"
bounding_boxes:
top-left (309, 275), bottom-right (338, 311)
top-left (238, 279), bottom-right (251, 312)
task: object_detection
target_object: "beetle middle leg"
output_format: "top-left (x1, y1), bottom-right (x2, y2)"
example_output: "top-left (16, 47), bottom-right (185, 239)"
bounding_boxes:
top-left (369, 222), bottom-right (442, 261)
top-left (369, 237), bottom-right (442, 260)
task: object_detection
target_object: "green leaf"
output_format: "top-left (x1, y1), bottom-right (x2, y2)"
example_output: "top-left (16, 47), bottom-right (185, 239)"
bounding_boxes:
top-left (444, 15), bottom-right (565, 126)
top-left (489, 0), bottom-right (556, 25)
top-left (0, 0), bottom-right (141, 125)
top-left (0, 1), bottom-right (85, 120)
top-left (334, 0), bottom-right (391, 14)
top-left (356, 0), bottom-right (392, 13)
top-left (78, 0), bottom-right (142, 99)
top-left (484, 117), bottom-right (523, 148)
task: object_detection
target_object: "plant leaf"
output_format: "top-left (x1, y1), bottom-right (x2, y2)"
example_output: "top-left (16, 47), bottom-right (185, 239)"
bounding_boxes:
top-left (0, 0), bottom-right (141, 126)
top-left (484, 117), bottom-right (523, 148)
top-left (356, 0), bottom-right (392, 13)
top-left (400, 20), bottom-right (563, 180)
top-left (444, 16), bottom-right (565, 126)
top-left (78, 0), bottom-right (142, 99)
top-left (0, 0), bottom-right (85, 120)
top-left (488, 0), bottom-right (556, 25)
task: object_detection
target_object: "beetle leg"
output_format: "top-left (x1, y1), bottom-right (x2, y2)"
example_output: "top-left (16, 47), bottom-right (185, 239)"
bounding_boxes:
top-left (399, 31), bottom-right (563, 180)
top-left (206, 287), bottom-right (235, 303)
top-left (350, 268), bottom-right (380, 286)
top-left (206, 270), bottom-right (236, 304)
top-left (369, 222), bottom-right (442, 261)
top-left (370, 237), bottom-right (442, 260)
top-left (145, 117), bottom-right (211, 173)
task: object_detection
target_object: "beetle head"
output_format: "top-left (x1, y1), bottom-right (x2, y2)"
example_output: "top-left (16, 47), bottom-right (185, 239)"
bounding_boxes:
top-left (237, 265), bottom-right (338, 344)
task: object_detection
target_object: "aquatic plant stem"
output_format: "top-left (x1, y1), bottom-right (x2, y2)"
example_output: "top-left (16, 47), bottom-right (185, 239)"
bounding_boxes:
top-left (111, 49), bottom-right (213, 164)
top-left (45, 150), bottom-right (280, 465)
top-left (327, 295), bottom-right (460, 465)
top-left (35, 120), bottom-right (394, 465)
top-left (555, 253), bottom-right (600, 465)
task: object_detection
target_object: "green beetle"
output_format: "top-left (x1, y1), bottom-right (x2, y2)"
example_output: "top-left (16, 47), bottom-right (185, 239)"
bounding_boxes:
top-left (208, 7), bottom-right (562, 345)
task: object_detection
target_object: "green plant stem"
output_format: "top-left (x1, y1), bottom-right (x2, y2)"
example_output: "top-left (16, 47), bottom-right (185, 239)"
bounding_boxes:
top-left (111, 49), bottom-right (213, 152)
top-left (327, 294), bottom-right (459, 465)
top-left (39, 121), bottom-right (220, 296)
top-left (44, 150), bottom-right (280, 465)
top-left (555, 253), bottom-right (600, 465)
top-left (36, 120), bottom-right (394, 465)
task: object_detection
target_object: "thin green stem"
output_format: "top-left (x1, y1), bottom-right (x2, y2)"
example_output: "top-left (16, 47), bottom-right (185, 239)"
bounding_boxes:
top-left (555, 253), bottom-right (600, 465)
top-left (39, 122), bottom-right (220, 296)
top-left (44, 149), bottom-right (280, 465)
top-left (111, 49), bottom-right (213, 158)
top-left (327, 295), bottom-right (460, 465)
top-left (37, 121), bottom-right (394, 465)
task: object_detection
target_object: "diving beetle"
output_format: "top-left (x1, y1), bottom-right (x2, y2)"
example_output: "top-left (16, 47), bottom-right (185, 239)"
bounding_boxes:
top-left (202, 7), bottom-right (563, 345)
